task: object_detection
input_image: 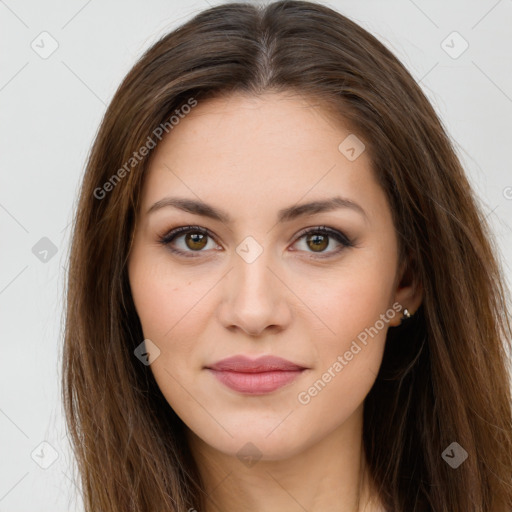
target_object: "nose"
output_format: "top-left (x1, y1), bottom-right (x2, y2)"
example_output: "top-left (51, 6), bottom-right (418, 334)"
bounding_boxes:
top-left (217, 248), bottom-right (292, 337)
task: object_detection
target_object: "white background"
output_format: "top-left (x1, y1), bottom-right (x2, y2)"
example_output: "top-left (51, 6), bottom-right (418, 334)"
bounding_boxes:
top-left (1, 0), bottom-right (511, 510)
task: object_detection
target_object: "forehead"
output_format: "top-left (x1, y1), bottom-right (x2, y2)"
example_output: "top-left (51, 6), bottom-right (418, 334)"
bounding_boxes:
top-left (141, 91), bottom-right (386, 223)
top-left (156, 91), bottom-right (359, 160)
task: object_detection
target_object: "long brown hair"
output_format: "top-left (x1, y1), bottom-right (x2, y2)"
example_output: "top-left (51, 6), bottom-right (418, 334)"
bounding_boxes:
top-left (62, 1), bottom-right (512, 510)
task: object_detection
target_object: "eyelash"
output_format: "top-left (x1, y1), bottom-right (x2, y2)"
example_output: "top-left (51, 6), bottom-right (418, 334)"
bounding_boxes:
top-left (157, 225), bottom-right (354, 259)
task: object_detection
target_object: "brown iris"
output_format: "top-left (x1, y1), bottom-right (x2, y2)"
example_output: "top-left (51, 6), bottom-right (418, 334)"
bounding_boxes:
top-left (185, 232), bottom-right (208, 250)
top-left (183, 231), bottom-right (330, 252)
top-left (306, 233), bottom-right (328, 252)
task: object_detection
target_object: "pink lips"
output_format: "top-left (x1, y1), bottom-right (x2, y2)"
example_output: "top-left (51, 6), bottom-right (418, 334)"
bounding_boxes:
top-left (206, 355), bottom-right (307, 395)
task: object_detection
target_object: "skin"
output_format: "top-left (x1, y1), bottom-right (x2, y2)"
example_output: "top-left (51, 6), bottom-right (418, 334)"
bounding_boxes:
top-left (128, 91), bottom-right (422, 512)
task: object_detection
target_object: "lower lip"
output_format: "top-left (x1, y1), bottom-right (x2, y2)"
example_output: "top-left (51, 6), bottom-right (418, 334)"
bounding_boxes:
top-left (207, 369), bottom-right (305, 394)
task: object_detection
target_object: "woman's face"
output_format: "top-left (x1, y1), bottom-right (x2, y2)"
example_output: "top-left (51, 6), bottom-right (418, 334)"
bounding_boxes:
top-left (128, 91), bottom-right (414, 460)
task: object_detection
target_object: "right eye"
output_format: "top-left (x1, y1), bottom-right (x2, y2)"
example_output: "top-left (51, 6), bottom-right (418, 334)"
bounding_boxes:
top-left (158, 225), bottom-right (221, 258)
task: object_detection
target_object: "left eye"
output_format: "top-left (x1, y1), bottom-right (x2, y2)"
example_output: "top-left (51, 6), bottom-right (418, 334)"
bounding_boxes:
top-left (158, 225), bottom-right (353, 258)
top-left (292, 226), bottom-right (353, 256)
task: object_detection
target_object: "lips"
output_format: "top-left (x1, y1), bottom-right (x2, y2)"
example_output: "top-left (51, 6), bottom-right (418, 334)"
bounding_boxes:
top-left (205, 355), bottom-right (307, 394)
top-left (207, 355), bottom-right (306, 372)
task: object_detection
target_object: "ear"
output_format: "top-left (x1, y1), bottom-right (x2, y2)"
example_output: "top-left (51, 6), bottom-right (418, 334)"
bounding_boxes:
top-left (388, 256), bottom-right (423, 327)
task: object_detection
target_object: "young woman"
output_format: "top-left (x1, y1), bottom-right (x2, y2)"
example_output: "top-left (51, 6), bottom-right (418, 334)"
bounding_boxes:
top-left (62, 1), bottom-right (512, 511)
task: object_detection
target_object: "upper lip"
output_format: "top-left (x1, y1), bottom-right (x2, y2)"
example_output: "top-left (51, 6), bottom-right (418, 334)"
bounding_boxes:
top-left (206, 355), bottom-right (307, 373)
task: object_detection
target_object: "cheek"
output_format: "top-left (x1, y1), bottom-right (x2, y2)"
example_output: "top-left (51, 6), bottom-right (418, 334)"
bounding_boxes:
top-left (128, 254), bottom-right (212, 423)
top-left (128, 249), bottom-right (219, 384)
top-left (295, 249), bottom-right (396, 402)
top-left (293, 277), bottom-right (393, 434)
top-left (129, 249), bottom-right (208, 340)
top-left (298, 255), bottom-right (396, 350)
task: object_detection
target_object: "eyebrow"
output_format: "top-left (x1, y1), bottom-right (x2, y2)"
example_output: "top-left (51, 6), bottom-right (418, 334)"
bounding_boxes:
top-left (146, 195), bottom-right (367, 223)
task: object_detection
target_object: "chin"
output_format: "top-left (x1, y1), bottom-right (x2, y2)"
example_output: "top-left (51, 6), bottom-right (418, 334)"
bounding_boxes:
top-left (188, 417), bottom-right (319, 462)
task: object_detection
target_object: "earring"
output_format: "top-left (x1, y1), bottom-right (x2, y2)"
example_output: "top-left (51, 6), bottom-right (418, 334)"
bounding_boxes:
top-left (398, 307), bottom-right (413, 325)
